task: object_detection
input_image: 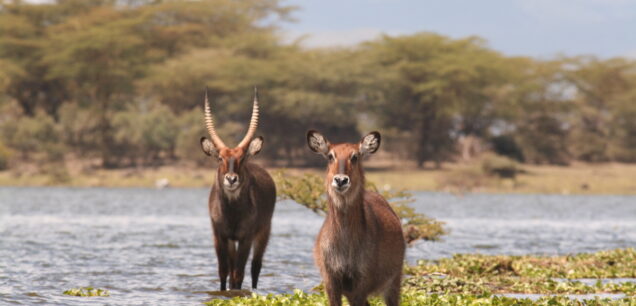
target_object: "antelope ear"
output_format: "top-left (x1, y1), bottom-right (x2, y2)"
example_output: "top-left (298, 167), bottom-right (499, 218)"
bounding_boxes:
top-left (307, 130), bottom-right (330, 156)
top-left (247, 136), bottom-right (263, 156)
top-left (359, 131), bottom-right (381, 156)
top-left (200, 137), bottom-right (218, 157)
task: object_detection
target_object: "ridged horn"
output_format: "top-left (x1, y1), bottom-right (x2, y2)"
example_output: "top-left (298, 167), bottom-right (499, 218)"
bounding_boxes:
top-left (203, 89), bottom-right (227, 149)
top-left (237, 87), bottom-right (260, 149)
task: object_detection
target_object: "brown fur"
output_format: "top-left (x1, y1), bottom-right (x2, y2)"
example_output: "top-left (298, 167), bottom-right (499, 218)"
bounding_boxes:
top-left (205, 146), bottom-right (276, 291)
top-left (308, 131), bottom-right (406, 306)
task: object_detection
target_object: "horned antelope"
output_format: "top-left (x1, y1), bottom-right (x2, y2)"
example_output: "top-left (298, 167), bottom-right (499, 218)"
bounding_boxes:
top-left (306, 130), bottom-right (406, 306)
top-left (200, 89), bottom-right (276, 291)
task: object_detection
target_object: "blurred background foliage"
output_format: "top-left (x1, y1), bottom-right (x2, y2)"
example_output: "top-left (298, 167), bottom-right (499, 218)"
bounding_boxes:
top-left (0, 0), bottom-right (636, 171)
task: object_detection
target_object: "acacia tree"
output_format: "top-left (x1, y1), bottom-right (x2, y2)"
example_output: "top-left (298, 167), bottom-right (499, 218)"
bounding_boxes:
top-left (361, 33), bottom-right (508, 167)
top-left (32, 0), bottom-right (290, 167)
top-left (564, 57), bottom-right (636, 162)
top-left (0, 0), bottom-right (108, 117)
top-left (492, 58), bottom-right (572, 165)
top-left (142, 36), bottom-right (365, 165)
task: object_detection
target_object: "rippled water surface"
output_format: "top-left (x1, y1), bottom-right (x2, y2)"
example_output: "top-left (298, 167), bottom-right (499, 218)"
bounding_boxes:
top-left (1, 187), bottom-right (635, 305)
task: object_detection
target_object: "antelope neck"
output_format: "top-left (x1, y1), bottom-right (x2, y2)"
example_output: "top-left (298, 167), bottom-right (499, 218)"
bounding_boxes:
top-left (329, 184), bottom-right (364, 212)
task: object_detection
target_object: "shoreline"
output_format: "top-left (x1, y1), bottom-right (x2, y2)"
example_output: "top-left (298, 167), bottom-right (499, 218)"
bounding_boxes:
top-left (1, 162), bottom-right (635, 195)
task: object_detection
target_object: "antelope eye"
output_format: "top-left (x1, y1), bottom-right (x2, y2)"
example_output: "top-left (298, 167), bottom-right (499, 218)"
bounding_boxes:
top-left (350, 154), bottom-right (358, 163)
top-left (327, 153), bottom-right (334, 162)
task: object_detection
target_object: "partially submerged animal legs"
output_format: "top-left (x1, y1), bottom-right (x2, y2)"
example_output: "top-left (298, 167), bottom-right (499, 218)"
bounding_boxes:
top-left (250, 223), bottom-right (271, 289)
top-left (213, 234), bottom-right (230, 290)
top-left (229, 239), bottom-right (251, 289)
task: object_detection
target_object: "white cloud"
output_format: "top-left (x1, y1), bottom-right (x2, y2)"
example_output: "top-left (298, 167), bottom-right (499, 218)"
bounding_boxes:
top-left (283, 28), bottom-right (406, 48)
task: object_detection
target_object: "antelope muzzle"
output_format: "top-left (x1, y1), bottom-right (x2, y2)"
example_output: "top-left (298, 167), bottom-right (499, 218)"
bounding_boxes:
top-left (224, 172), bottom-right (239, 190)
top-left (331, 174), bottom-right (350, 193)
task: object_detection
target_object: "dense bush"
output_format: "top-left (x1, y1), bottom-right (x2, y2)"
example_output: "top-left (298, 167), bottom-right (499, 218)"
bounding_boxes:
top-left (481, 153), bottom-right (520, 179)
top-left (490, 135), bottom-right (524, 162)
top-left (0, 142), bottom-right (12, 170)
top-left (0, 111), bottom-right (62, 160)
top-left (111, 101), bottom-right (179, 166)
top-left (58, 103), bottom-right (101, 157)
top-left (175, 109), bottom-right (208, 165)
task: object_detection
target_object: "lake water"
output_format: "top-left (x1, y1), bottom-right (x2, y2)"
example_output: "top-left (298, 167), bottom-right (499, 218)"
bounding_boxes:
top-left (1, 187), bottom-right (635, 305)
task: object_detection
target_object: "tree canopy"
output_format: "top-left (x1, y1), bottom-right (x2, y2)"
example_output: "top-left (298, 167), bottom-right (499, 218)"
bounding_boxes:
top-left (1, 0), bottom-right (635, 168)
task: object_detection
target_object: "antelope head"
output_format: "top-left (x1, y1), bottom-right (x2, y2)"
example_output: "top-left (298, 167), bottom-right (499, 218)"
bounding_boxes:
top-left (307, 130), bottom-right (381, 200)
top-left (200, 89), bottom-right (263, 196)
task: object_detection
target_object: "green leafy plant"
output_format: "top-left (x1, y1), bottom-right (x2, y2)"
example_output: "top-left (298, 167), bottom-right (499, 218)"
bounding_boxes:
top-left (205, 289), bottom-right (635, 305)
top-left (404, 248), bottom-right (636, 296)
top-left (63, 287), bottom-right (110, 297)
top-left (205, 249), bottom-right (636, 305)
top-left (274, 170), bottom-right (446, 243)
top-left (409, 248), bottom-right (636, 279)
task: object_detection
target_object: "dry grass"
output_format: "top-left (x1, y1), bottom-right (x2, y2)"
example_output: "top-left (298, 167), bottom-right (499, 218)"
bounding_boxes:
top-left (514, 162), bottom-right (636, 195)
top-left (0, 161), bottom-right (635, 194)
top-left (369, 162), bottom-right (636, 195)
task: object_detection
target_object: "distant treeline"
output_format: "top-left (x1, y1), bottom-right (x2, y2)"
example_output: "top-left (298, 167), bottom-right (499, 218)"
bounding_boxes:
top-left (0, 0), bottom-right (635, 170)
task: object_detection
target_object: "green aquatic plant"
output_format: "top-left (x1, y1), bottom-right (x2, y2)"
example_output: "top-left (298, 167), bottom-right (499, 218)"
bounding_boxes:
top-left (404, 248), bottom-right (636, 296)
top-left (408, 248), bottom-right (636, 279)
top-left (403, 274), bottom-right (636, 296)
top-left (273, 170), bottom-right (446, 243)
top-left (204, 289), bottom-right (635, 305)
top-left (62, 287), bottom-right (110, 297)
top-left (203, 249), bottom-right (636, 304)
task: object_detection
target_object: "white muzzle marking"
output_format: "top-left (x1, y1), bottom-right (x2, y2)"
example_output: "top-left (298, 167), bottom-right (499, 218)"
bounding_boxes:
top-left (331, 174), bottom-right (351, 193)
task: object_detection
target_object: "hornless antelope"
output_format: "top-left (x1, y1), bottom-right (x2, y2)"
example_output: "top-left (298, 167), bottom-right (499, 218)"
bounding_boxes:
top-left (307, 130), bottom-right (406, 306)
top-left (200, 89), bottom-right (276, 291)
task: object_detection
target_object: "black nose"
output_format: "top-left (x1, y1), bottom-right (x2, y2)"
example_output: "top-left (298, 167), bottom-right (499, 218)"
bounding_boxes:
top-left (334, 176), bottom-right (349, 187)
top-left (226, 175), bottom-right (238, 184)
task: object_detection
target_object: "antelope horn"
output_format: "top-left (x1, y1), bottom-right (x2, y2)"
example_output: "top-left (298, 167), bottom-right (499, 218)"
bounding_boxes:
top-left (203, 89), bottom-right (227, 149)
top-left (237, 87), bottom-right (260, 149)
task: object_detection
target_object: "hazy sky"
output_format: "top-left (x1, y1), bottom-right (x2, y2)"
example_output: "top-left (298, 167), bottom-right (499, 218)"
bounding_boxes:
top-left (282, 0), bottom-right (636, 58)
top-left (23, 0), bottom-right (636, 58)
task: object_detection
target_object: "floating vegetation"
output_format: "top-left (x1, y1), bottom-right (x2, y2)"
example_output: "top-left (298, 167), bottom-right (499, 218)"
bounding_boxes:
top-left (404, 248), bottom-right (636, 296)
top-left (197, 289), bottom-right (253, 298)
top-left (403, 273), bottom-right (636, 296)
top-left (273, 170), bottom-right (447, 243)
top-left (62, 287), bottom-right (110, 297)
top-left (204, 289), bottom-right (636, 305)
top-left (204, 249), bottom-right (636, 305)
top-left (205, 289), bottom-right (323, 305)
top-left (407, 248), bottom-right (636, 279)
